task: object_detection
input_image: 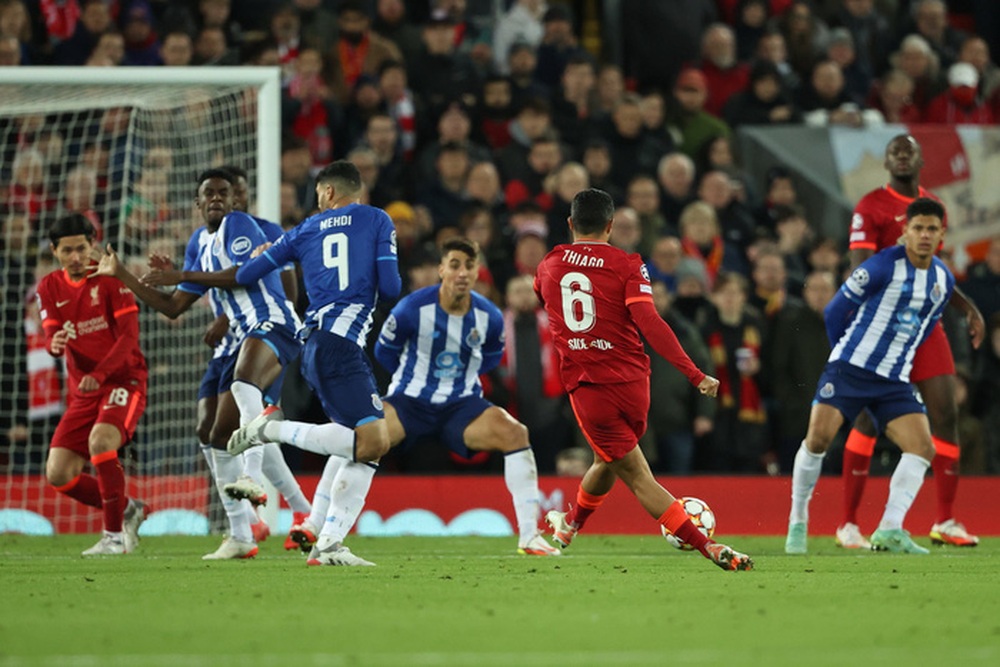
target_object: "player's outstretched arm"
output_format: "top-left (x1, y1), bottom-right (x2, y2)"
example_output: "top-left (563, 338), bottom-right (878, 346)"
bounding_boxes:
top-left (948, 285), bottom-right (985, 349)
top-left (142, 265), bottom-right (239, 288)
top-left (89, 244), bottom-right (199, 319)
top-left (628, 298), bottom-right (706, 386)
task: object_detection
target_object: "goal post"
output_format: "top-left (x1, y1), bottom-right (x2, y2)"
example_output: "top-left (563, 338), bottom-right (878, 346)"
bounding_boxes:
top-left (0, 67), bottom-right (281, 536)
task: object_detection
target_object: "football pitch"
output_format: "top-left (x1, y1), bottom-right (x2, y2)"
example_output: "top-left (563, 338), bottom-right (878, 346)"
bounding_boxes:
top-left (1, 534), bottom-right (997, 667)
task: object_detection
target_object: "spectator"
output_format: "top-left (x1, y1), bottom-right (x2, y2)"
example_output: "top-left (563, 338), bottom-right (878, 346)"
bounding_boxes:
top-left (806, 235), bottom-right (844, 276)
top-left (621, 0), bottom-right (717, 93)
top-left (193, 26), bottom-right (236, 65)
top-left (545, 161), bottom-right (589, 248)
top-left (338, 74), bottom-right (387, 159)
top-left (958, 35), bottom-right (1000, 102)
top-left (435, 0), bottom-right (493, 77)
top-left (960, 235), bottom-right (1000, 321)
top-left (377, 60), bottom-right (417, 160)
top-left (639, 89), bottom-right (669, 138)
top-left (971, 313), bottom-right (1000, 472)
top-left (121, 1), bottom-right (160, 66)
top-left (595, 63), bottom-right (627, 118)
top-left (601, 93), bottom-right (672, 191)
top-left (87, 30), bottom-right (125, 67)
top-left (503, 133), bottom-right (561, 212)
top-left (534, 4), bottom-right (582, 89)
top-left (416, 102), bottom-right (491, 187)
top-left (699, 23), bottom-right (751, 118)
top-left (495, 96), bottom-right (553, 183)
top-left (723, 59), bottom-right (802, 128)
top-left (54, 0), bottom-right (112, 65)
top-left (825, 27), bottom-right (871, 104)
top-left (657, 152), bottom-right (697, 226)
top-left (829, 0), bottom-right (891, 88)
top-left (626, 174), bottom-right (671, 256)
top-left (698, 169), bottom-right (756, 255)
top-left (673, 255), bottom-right (712, 322)
top-left (409, 10), bottom-right (481, 117)
top-left (506, 41), bottom-right (550, 109)
top-left (417, 141), bottom-right (470, 233)
top-left (756, 28), bottom-right (801, 91)
top-left (159, 30), bottom-right (193, 67)
top-left (608, 206), bottom-right (642, 255)
top-left (464, 160), bottom-right (505, 219)
top-left (372, 0), bottom-right (423, 69)
top-left (755, 166), bottom-right (798, 235)
top-left (646, 235), bottom-right (685, 289)
top-left (280, 136), bottom-right (314, 211)
top-left (889, 33), bottom-right (945, 112)
top-left (678, 201), bottom-right (746, 284)
top-left (866, 68), bottom-right (922, 123)
top-left (768, 269), bottom-right (836, 470)
top-left (497, 274), bottom-right (572, 472)
top-left (269, 4), bottom-right (301, 80)
top-left (699, 271), bottom-right (768, 472)
top-left (906, 0), bottom-right (966, 69)
top-left (460, 205), bottom-right (508, 291)
top-left (734, 0), bottom-right (772, 62)
top-left (777, 0), bottom-right (830, 79)
top-left (492, 0), bottom-right (546, 75)
top-left (294, 0), bottom-right (337, 55)
top-left (924, 62), bottom-right (993, 124)
top-left (668, 68), bottom-right (732, 160)
top-left (0, 33), bottom-right (20, 66)
top-left (646, 280), bottom-right (717, 474)
top-left (479, 74), bottom-right (515, 151)
top-left (279, 180), bottom-right (303, 230)
top-left (772, 204), bottom-right (813, 294)
top-left (63, 165), bottom-right (102, 240)
top-left (197, 0), bottom-right (243, 48)
top-left (512, 224), bottom-right (548, 277)
top-left (0, 0), bottom-right (32, 64)
top-left (328, 0), bottom-right (403, 106)
top-left (580, 138), bottom-right (624, 205)
top-left (550, 53), bottom-right (597, 152)
top-left (284, 47), bottom-right (339, 171)
top-left (359, 112), bottom-right (412, 205)
top-left (798, 59), bottom-right (867, 127)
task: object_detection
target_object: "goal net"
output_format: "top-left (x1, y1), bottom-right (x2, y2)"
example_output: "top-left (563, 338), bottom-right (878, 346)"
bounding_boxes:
top-left (0, 68), bottom-right (280, 536)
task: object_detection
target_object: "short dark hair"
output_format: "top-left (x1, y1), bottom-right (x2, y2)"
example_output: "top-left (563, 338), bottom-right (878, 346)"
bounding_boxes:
top-left (49, 213), bottom-right (95, 247)
top-left (441, 237), bottom-right (479, 262)
top-left (570, 188), bottom-right (614, 235)
top-left (907, 197), bottom-right (945, 222)
top-left (315, 160), bottom-right (362, 193)
top-left (220, 164), bottom-right (248, 181)
top-left (197, 168), bottom-right (235, 188)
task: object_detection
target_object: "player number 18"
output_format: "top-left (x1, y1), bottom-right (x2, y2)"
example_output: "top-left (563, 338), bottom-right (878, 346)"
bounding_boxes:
top-left (559, 271), bottom-right (596, 333)
top-left (322, 233), bottom-right (349, 290)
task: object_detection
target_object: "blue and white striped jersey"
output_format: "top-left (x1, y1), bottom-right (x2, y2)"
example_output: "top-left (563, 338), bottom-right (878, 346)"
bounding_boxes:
top-left (254, 202), bottom-right (400, 347)
top-left (178, 211), bottom-right (301, 341)
top-left (375, 286), bottom-right (505, 405)
top-left (826, 245), bottom-right (954, 382)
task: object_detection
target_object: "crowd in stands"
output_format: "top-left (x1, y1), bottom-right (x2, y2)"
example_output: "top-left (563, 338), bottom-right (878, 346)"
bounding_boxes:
top-left (4, 0), bottom-right (1000, 476)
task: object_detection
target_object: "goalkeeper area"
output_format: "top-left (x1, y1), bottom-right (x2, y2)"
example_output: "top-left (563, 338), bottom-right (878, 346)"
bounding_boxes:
top-left (1, 68), bottom-right (281, 534)
top-left (1, 535), bottom-right (997, 666)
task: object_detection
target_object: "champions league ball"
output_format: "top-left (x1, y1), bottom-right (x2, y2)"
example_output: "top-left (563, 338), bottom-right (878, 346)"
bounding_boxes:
top-left (661, 497), bottom-right (716, 550)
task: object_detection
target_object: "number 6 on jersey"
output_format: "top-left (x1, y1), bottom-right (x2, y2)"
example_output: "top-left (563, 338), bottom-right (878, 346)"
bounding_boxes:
top-left (560, 271), bottom-right (595, 333)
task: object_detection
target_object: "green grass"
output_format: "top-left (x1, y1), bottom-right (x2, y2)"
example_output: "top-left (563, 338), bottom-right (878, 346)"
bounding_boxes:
top-left (1, 534), bottom-right (998, 666)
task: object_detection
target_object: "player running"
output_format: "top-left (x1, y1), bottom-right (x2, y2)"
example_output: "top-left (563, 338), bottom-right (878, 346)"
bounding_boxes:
top-left (786, 198), bottom-right (954, 555)
top-left (534, 188), bottom-right (753, 572)
top-left (837, 134), bottom-right (984, 549)
top-left (91, 169), bottom-right (303, 559)
top-left (39, 214), bottom-right (149, 556)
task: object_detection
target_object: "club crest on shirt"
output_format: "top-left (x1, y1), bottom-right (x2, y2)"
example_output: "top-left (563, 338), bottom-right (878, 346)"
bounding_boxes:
top-left (230, 236), bottom-right (252, 256)
top-left (90, 286), bottom-right (100, 305)
top-left (465, 328), bottom-right (482, 348)
top-left (819, 382), bottom-right (835, 399)
top-left (930, 282), bottom-right (944, 304)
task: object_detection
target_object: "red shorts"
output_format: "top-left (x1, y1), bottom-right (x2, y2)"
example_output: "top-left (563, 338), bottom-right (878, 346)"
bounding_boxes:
top-left (50, 381), bottom-right (146, 458)
top-left (568, 380), bottom-right (650, 462)
top-left (911, 322), bottom-right (955, 384)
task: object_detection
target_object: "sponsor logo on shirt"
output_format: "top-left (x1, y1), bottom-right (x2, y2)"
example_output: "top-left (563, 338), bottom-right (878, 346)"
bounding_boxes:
top-left (230, 236), bottom-right (252, 255)
top-left (433, 350), bottom-right (465, 379)
top-left (567, 337), bottom-right (614, 351)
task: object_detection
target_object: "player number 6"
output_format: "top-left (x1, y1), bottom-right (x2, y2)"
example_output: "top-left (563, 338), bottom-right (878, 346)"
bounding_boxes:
top-left (559, 271), bottom-right (596, 333)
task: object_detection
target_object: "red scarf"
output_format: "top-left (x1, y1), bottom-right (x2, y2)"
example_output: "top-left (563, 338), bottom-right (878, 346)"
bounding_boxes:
top-left (338, 34), bottom-right (370, 89)
top-left (499, 308), bottom-right (564, 418)
top-left (705, 324), bottom-right (765, 423)
top-left (681, 235), bottom-right (724, 283)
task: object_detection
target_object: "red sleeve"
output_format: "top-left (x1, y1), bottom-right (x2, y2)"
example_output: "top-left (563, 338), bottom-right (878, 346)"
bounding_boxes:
top-left (628, 298), bottom-right (706, 387)
top-left (88, 282), bottom-right (140, 383)
top-left (35, 280), bottom-right (64, 356)
top-left (848, 196), bottom-right (879, 251)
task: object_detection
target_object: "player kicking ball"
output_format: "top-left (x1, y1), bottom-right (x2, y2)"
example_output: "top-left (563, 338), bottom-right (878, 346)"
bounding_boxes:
top-left (785, 198), bottom-right (952, 555)
top-left (39, 215), bottom-right (149, 555)
top-left (533, 188), bottom-right (753, 572)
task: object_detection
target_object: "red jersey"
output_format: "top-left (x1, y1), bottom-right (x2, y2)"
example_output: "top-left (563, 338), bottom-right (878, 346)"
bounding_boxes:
top-left (534, 241), bottom-right (704, 391)
top-left (849, 185), bottom-right (946, 252)
top-left (36, 270), bottom-right (147, 396)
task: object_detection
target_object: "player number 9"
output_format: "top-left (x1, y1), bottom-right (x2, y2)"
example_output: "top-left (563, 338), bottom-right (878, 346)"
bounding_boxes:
top-left (322, 233), bottom-right (350, 290)
top-left (559, 271), bottom-right (596, 333)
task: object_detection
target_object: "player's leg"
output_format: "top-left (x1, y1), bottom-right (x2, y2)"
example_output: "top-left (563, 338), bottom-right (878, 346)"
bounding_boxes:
top-left (547, 458), bottom-right (616, 547)
top-left (196, 394), bottom-right (218, 476)
top-left (46, 403), bottom-right (101, 509)
top-left (786, 402), bottom-right (845, 554)
top-left (840, 410), bottom-right (878, 541)
top-left (918, 373), bottom-right (977, 545)
top-left (203, 391), bottom-right (257, 559)
top-left (462, 403), bottom-right (555, 555)
top-left (869, 412), bottom-right (934, 554)
top-left (608, 446), bottom-right (752, 571)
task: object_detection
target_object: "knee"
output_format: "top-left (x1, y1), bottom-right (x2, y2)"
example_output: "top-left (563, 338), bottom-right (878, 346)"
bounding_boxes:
top-left (502, 421), bottom-right (530, 451)
top-left (355, 432), bottom-right (390, 462)
top-left (804, 433), bottom-right (831, 455)
top-left (46, 461), bottom-right (74, 488)
top-left (927, 403), bottom-right (958, 439)
top-left (196, 421), bottom-right (213, 446)
top-left (88, 431), bottom-right (120, 456)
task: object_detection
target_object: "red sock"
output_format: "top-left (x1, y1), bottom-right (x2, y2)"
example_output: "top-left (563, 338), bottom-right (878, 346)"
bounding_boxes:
top-left (659, 501), bottom-right (711, 558)
top-left (91, 450), bottom-right (126, 533)
top-left (931, 436), bottom-right (959, 523)
top-left (53, 473), bottom-right (103, 509)
top-left (566, 488), bottom-right (607, 531)
top-left (841, 430), bottom-right (876, 526)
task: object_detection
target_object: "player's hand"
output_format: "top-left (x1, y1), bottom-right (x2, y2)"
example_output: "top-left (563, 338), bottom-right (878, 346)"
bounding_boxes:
top-left (49, 329), bottom-right (69, 355)
top-left (693, 416), bottom-right (714, 437)
top-left (698, 375), bottom-right (720, 398)
top-left (251, 242), bottom-right (272, 258)
top-left (203, 314), bottom-right (230, 347)
top-left (967, 307), bottom-right (986, 349)
top-left (148, 253), bottom-right (174, 271)
top-left (88, 244), bottom-right (121, 278)
top-left (141, 268), bottom-right (183, 286)
top-left (78, 375), bottom-right (99, 393)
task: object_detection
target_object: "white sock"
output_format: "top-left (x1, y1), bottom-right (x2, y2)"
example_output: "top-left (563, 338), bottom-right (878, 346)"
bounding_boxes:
top-left (264, 420), bottom-right (356, 460)
top-left (261, 442), bottom-right (310, 514)
top-left (789, 442), bottom-right (825, 525)
top-left (230, 380), bottom-right (263, 426)
top-left (316, 461), bottom-right (377, 549)
top-left (307, 456), bottom-right (344, 529)
top-left (213, 449), bottom-right (253, 543)
top-left (199, 443), bottom-right (216, 477)
top-left (879, 452), bottom-right (931, 531)
top-left (503, 447), bottom-right (542, 543)
top-left (242, 447), bottom-right (264, 484)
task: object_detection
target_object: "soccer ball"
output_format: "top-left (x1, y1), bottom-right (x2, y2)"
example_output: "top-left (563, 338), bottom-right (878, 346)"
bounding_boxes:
top-left (661, 496), bottom-right (716, 550)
